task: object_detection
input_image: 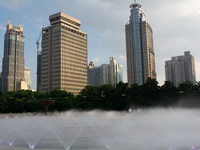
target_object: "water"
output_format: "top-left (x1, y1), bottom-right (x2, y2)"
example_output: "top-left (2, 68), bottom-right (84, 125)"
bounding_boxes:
top-left (0, 108), bottom-right (200, 150)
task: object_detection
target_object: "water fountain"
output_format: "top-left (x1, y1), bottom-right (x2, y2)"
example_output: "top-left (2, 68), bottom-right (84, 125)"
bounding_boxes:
top-left (0, 108), bottom-right (200, 150)
top-left (37, 100), bottom-right (55, 114)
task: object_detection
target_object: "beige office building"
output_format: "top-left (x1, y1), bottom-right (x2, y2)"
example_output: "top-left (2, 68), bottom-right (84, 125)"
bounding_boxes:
top-left (41, 12), bottom-right (87, 94)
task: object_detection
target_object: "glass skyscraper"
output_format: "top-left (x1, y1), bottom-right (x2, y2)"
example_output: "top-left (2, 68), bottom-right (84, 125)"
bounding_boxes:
top-left (125, 2), bottom-right (156, 86)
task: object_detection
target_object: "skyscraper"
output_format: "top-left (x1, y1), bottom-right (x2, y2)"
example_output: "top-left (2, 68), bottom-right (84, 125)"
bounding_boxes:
top-left (88, 57), bottom-right (123, 86)
top-left (108, 57), bottom-right (123, 86)
top-left (125, 2), bottom-right (156, 86)
top-left (41, 12), bottom-right (87, 94)
top-left (24, 67), bottom-right (31, 90)
top-left (37, 51), bottom-right (41, 91)
top-left (165, 51), bottom-right (196, 87)
top-left (1, 19), bottom-right (25, 92)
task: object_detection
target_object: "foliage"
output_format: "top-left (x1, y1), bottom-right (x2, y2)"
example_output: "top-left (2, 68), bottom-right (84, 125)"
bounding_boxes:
top-left (0, 80), bottom-right (200, 113)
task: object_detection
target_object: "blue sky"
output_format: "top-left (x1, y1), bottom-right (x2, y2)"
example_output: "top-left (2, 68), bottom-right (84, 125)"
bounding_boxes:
top-left (0, 0), bottom-right (200, 90)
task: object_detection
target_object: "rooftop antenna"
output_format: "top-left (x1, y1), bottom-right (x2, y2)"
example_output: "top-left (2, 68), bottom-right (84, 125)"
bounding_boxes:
top-left (7, 14), bottom-right (12, 25)
top-left (10, 15), bottom-right (12, 24)
top-left (18, 18), bottom-right (22, 27)
top-left (7, 14), bottom-right (9, 24)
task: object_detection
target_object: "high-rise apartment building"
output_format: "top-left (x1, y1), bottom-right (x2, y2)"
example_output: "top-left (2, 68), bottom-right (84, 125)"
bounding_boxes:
top-left (125, 2), bottom-right (156, 86)
top-left (41, 12), bottom-right (87, 94)
top-left (24, 67), bottom-right (31, 89)
top-left (88, 57), bottom-right (123, 86)
top-left (165, 51), bottom-right (196, 87)
top-left (1, 19), bottom-right (25, 92)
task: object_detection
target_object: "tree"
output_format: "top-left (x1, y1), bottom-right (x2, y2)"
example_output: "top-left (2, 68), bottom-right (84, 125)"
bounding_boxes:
top-left (0, 97), bottom-right (7, 113)
top-left (160, 81), bottom-right (179, 106)
top-left (141, 78), bottom-right (161, 107)
top-left (127, 83), bottom-right (142, 108)
top-left (76, 85), bottom-right (101, 110)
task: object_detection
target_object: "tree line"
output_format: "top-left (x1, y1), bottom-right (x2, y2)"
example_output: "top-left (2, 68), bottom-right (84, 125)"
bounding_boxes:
top-left (0, 78), bottom-right (200, 113)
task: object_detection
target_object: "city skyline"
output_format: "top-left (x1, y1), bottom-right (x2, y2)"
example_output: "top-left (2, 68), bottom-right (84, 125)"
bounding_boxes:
top-left (88, 57), bottom-right (123, 87)
top-left (0, 0), bottom-right (200, 90)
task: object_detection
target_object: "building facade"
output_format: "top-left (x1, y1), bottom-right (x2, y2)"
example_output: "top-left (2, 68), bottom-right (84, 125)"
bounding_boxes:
top-left (1, 19), bottom-right (25, 92)
top-left (24, 67), bottom-right (31, 89)
top-left (125, 2), bottom-right (156, 86)
top-left (88, 61), bottom-right (101, 86)
top-left (165, 51), bottom-right (196, 87)
top-left (41, 12), bottom-right (87, 95)
top-left (88, 57), bottom-right (123, 86)
top-left (37, 51), bottom-right (42, 91)
top-left (0, 72), bottom-right (2, 92)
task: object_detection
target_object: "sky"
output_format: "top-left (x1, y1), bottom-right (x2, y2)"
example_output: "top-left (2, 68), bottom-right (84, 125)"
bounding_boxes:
top-left (0, 0), bottom-right (200, 91)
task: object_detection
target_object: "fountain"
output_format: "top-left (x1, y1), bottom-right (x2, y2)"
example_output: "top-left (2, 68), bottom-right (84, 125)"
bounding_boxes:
top-left (37, 100), bottom-right (55, 114)
top-left (0, 108), bottom-right (200, 150)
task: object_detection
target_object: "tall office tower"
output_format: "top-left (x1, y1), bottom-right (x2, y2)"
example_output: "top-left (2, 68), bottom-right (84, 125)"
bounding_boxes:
top-left (165, 51), bottom-right (196, 87)
top-left (88, 57), bottom-right (123, 86)
top-left (41, 12), bottom-right (87, 94)
top-left (24, 67), bottom-right (31, 89)
top-left (1, 19), bottom-right (25, 92)
top-left (125, 2), bottom-right (156, 86)
top-left (37, 47), bottom-right (42, 91)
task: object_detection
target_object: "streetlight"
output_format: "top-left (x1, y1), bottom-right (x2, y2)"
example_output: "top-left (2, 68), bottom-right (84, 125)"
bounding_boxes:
top-left (101, 91), bottom-right (105, 97)
top-left (22, 97), bottom-right (26, 113)
top-left (122, 94), bottom-right (126, 111)
top-left (101, 91), bottom-right (105, 110)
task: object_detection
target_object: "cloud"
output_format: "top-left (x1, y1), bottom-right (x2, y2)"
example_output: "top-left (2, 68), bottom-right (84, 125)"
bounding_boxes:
top-left (0, 0), bottom-right (32, 10)
top-left (92, 57), bottom-right (103, 64)
top-left (0, 24), bottom-right (6, 31)
top-left (118, 55), bottom-right (126, 62)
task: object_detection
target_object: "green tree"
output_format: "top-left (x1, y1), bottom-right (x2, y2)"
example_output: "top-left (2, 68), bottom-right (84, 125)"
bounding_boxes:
top-left (76, 85), bottom-right (101, 110)
top-left (160, 81), bottom-right (179, 106)
top-left (0, 97), bottom-right (7, 113)
top-left (115, 82), bottom-right (128, 110)
top-left (127, 83), bottom-right (142, 108)
top-left (141, 78), bottom-right (161, 107)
